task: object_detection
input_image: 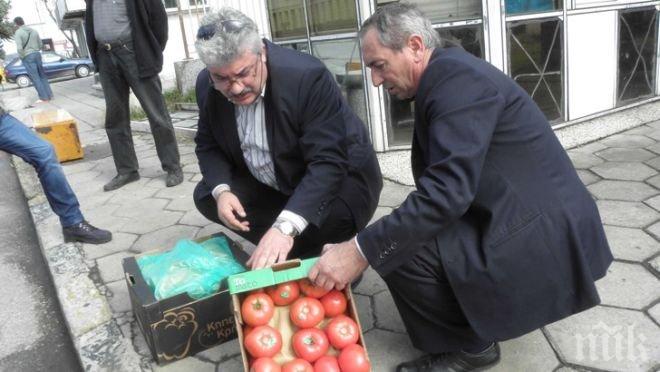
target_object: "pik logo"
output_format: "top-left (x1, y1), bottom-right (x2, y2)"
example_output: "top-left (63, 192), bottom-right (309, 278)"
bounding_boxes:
top-left (574, 321), bottom-right (648, 362)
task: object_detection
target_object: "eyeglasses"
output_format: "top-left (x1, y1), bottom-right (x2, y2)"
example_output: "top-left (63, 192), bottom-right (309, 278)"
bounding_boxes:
top-left (197, 19), bottom-right (245, 41)
top-left (209, 52), bottom-right (262, 89)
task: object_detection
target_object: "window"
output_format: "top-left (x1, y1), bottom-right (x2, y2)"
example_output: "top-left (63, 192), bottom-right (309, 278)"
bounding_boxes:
top-left (617, 8), bottom-right (657, 105)
top-left (163, 0), bottom-right (177, 8)
top-left (505, 0), bottom-right (561, 15)
top-left (311, 38), bottom-right (368, 125)
top-left (307, 0), bottom-right (358, 36)
top-left (268, 0), bottom-right (307, 40)
top-left (377, 0), bottom-right (481, 23)
top-left (508, 18), bottom-right (564, 122)
top-left (386, 24), bottom-right (485, 146)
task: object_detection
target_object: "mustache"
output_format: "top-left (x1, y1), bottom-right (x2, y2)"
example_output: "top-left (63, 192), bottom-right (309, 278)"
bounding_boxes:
top-left (228, 87), bottom-right (253, 100)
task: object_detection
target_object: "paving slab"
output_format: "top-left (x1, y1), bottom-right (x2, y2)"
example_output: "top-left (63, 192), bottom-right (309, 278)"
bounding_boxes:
top-left (152, 356), bottom-right (216, 372)
top-left (603, 225), bottom-right (660, 262)
top-left (596, 147), bottom-right (656, 162)
top-left (590, 162), bottom-right (657, 181)
top-left (374, 290), bottom-right (407, 334)
top-left (596, 200), bottom-right (659, 228)
top-left (648, 303), bottom-right (660, 324)
top-left (595, 261), bottom-right (660, 309)
top-left (575, 169), bottom-right (600, 186)
top-left (587, 180), bottom-right (657, 201)
top-left (131, 225), bottom-right (200, 253)
top-left (363, 329), bottom-right (423, 372)
top-left (600, 134), bottom-right (656, 148)
top-left (489, 330), bottom-right (559, 372)
top-left (82, 232), bottom-right (138, 260)
top-left (545, 306), bottom-right (660, 372)
top-left (379, 180), bottom-right (414, 207)
top-left (106, 280), bottom-right (132, 313)
top-left (566, 151), bottom-right (604, 169)
top-left (97, 251), bottom-right (137, 283)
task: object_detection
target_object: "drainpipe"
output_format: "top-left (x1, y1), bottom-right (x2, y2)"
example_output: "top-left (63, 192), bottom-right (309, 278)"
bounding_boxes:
top-left (176, 0), bottom-right (191, 59)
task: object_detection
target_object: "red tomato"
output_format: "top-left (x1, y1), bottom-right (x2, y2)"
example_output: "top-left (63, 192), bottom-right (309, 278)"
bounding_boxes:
top-left (242, 293), bottom-right (275, 326)
top-left (320, 290), bottom-right (347, 317)
top-left (244, 325), bottom-right (282, 358)
top-left (299, 279), bottom-right (330, 298)
top-left (282, 358), bottom-right (313, 372)
top-left (250, 357), bottom-right (281, 372)
top-left (313, 355), bottom-right (340, 372)
top-left (338, 344), bottom-right (370, 372)
top-left (266, 282), bottom-right (300, 306)
top-left (290, 297), bottom-right (325, 328)
top-left (292, 328), bottom-right (329, 362)
top-left (325, 315), bottom-right (359, 349)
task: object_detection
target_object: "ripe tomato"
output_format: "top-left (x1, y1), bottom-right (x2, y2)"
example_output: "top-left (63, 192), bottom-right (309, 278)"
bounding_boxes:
top-left (325, 315), bottom-right (359, 349)
top-left (292, 328), bottom-right (329, 362)
top-left (299, 279), bottom-right (330, 298)
top-left (338, 344), bottom-right (370, 372)
top-left (313, 355), bottom-right (340, 372)
top-left (250, 357), bottom-right (281, 372)
top-left (266, 281), bottom-right (300, 306)
top-left (243, 325), bottom-right (254, 338)
top-left (282, 358), bottom-right (313, 372)
top-left (244, 325), bottom-right (282, 358)
top-left (242, 292), bottom-right (275, 326)
top-left (320, 290), bottom-right (347, 317)
top-left (290, 297), bottom-right (325, 328)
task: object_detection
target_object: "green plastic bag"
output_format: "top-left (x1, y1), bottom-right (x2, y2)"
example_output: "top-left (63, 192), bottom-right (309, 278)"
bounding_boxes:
top-left (137, 236), bottom-right (246, 300)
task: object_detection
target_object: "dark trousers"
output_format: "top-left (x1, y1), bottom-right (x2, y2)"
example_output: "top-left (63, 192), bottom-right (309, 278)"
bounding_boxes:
top-left (383, 241), bottom-right (492, 354)
top-left (96, 42), bottom-right (180, 175)
top-left (193, 175), bottom-right (357, 259)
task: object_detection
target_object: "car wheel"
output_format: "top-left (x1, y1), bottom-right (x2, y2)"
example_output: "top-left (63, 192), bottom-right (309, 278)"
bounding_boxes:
top-left (75, 65), bottom-right (90, 78)
top-left (16, 75), bottom-right (31, 88)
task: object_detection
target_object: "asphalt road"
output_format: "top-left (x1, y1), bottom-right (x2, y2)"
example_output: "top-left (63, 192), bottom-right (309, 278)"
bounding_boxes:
top-left (0, 151), bottom-right (81, 371)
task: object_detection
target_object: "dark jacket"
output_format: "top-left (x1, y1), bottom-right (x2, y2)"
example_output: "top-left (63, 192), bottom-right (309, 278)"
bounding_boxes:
top-left (358, 47), bottom-right (613, 341)
top-left (194, 40), bottom-right (382, 231)
top-left (84, 0), bottom-right (168, 78)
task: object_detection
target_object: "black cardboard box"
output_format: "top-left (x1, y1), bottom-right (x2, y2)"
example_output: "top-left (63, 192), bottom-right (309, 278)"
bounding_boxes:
top-left (122, 232), bottom-right (250, 364)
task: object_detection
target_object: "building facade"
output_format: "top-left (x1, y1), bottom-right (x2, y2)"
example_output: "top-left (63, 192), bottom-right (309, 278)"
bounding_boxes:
top-left (52, 0), bottom-right (660, 152)
top-left (221, 0), bottom-right (660, 152)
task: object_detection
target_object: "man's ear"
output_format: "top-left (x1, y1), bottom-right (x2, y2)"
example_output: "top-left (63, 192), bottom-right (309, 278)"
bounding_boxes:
top-left (408, 34), bottom-right (426, 61)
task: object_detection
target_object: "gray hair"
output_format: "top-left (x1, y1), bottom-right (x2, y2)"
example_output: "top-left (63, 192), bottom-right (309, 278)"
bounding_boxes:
top-left (359, 2), bottom-right (440, 51)
top-left (194, 7), bottom-right (262, 67)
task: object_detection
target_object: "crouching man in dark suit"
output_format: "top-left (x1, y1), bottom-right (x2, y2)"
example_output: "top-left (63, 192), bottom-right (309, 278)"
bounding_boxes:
top-left (309, 4), bottom-right (613, 371)
top-left (192, 7), bottom-right (382, 269)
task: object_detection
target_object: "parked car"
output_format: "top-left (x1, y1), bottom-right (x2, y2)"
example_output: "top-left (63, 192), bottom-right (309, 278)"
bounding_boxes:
top-left (4, 52), bottom-right (94, 88)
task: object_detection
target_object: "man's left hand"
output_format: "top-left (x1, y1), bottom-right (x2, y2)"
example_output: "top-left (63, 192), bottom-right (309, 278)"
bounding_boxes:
top-left (308, 238), bottom-right (369, 291)
top-left (247, 227), bottom-right (294, 269)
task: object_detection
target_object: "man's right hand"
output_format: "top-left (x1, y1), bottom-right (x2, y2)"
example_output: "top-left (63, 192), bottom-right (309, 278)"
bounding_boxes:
top-left (216, 191), bottom-right (250, 232)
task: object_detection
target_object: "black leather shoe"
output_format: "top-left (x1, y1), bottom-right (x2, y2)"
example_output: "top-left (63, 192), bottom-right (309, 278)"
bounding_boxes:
top-left (103, 172), bottom-right (139, 191)
top-left (165, 168), bottom-right (183, 187)
top-left (396, 343), bottom-right (500, 372)
top-left (63, 221), bottom-right (112, 244)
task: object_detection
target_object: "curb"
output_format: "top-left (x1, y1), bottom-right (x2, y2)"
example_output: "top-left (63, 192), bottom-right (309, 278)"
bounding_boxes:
top-left (12, 157), bottom-right (147, 372)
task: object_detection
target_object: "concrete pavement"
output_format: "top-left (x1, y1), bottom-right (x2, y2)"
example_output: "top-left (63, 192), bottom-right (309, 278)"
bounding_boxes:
top-left (4, 77), bottom-right (660, 371)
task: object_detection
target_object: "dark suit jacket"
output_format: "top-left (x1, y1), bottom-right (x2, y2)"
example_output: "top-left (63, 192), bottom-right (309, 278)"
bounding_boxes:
top-left (358, 47), bottom-right (613, 341)
top-left (194, 41), bottom-right (382, 230)
top-left (85, 0), bottom-right (168, 78)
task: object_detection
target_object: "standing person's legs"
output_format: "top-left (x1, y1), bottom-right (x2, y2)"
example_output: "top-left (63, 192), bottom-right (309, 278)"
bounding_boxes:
top-left (22, 53), bottom-right (50, 101)
top-left (96, 47), bottom-right (140, 177)
top-left (112, 43), bottom-right (181, 176)
top-left (34, 52), bottom-right (53, 99)
top-left (0, 114), bottom-right (83, 226)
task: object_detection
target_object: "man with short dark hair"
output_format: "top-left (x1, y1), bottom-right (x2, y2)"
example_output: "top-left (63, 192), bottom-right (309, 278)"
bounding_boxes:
top-left (310, 4), bottom-right (613, 371)
top-left (84, 0), bottom-right (183, 191)
top-left (193, 8), bottom-right (382, 269)
top-left (13, 17), bottom-right (53, 103)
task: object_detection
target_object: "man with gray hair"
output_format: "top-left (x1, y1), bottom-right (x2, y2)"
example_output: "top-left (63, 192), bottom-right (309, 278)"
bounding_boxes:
top-left (192, 8), bottom-right (382, 270)
top-left (309, 3), bottom-right (612, 371)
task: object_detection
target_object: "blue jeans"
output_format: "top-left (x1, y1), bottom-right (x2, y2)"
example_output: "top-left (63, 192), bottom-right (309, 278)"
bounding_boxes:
top-left (0, 114), bottom-right (83, 227)
top-left (22, 52), bottom-right (53, 100)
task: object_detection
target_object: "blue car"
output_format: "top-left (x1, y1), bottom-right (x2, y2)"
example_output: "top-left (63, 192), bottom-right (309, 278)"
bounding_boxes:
top-left (4, 51), bottom-right (94, 88)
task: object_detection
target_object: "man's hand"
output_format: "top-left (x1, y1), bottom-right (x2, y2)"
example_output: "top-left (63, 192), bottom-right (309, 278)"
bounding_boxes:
top-left (247, 227), bottom-right (294, 269)
top-left (216, 191), bottom-right (249, 232)
top-left (308, 237), bottom-right (369, 291)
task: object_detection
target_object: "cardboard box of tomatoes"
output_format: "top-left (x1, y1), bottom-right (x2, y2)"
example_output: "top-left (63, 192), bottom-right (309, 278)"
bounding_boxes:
top-left (228, 258), bottom-right (371, 371)
top-left (122, 232), bottom-right (250, 364)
